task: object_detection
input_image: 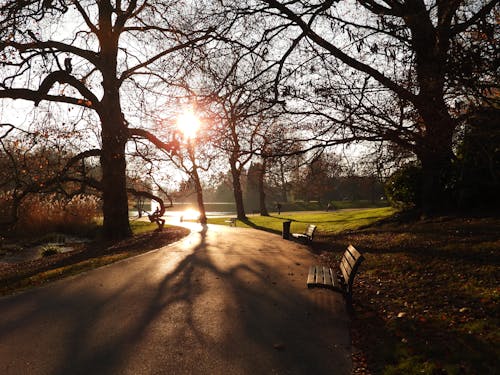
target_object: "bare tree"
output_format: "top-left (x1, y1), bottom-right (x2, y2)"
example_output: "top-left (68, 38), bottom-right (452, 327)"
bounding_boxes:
top-left (0, 0), bottom-right (214, 238)
top-left (225, 0), bottom-right (498, 214)
top-left (188, 43), bottom-right (279, 221)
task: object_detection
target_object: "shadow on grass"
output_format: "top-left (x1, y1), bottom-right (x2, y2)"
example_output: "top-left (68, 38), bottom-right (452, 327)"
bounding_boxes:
top-left (239, 217), bottom-right (283, 236)
top-left (352, 297), bottom-right (498, 374)
top-left (331, 216), bottom-right (500, 374)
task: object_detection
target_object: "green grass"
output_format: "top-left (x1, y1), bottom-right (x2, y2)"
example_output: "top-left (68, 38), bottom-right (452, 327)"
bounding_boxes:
top-left (90, 219), bottom-right (160, 237)
top-left (208, 207), bottom-right (396, 235)
top-left (130, 220), bottom-right (159, 234)
top-left (40, 244), bottom-right (61, 257)
top-left (264, 200), bottom-right (389, 212)
top-left (329, 199), bottom-right (389, 209)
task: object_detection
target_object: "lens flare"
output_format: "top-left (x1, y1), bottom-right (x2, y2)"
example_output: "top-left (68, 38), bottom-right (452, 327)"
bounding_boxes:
top-left (176, 108), bottom-right (200, 139)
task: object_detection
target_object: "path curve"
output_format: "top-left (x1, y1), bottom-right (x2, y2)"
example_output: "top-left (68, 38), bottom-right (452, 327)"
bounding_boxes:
top-left (0, 223), bottom-right (351, 374)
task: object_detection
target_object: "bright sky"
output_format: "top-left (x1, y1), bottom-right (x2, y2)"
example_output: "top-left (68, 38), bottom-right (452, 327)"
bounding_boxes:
top-left (176, 108), bottom-right (201, 140)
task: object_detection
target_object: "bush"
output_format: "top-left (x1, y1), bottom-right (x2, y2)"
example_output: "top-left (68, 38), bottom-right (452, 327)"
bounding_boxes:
top-left (40, 244), bottom-right (61, 257)
top-left (385, 164), bottom-right (423, 209)
top-left (15, 193), bottom-right (100, 236)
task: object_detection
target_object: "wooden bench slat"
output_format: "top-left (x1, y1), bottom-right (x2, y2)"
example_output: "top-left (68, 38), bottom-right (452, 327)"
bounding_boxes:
top-left (330, 270), bottom-right (343, 292)
top-left (342, 252), bottom-right (355, 269)
top-left (317, 266), bottom-right (324, 285)
top-left (307, 265), bottom-right (317, 287)
top-left (340, 256), bottom-right (353, 273)
top-left (322, 266), bottom-right (331, 286)
top-left (347, 244), bottom-right (362, 259)
top-left (339, 261), bottom-right (349, 286)
top-left (343, 247), bottom-right (358, 268)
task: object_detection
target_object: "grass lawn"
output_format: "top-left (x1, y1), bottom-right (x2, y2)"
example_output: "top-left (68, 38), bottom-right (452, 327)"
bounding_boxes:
top-left (208, 207), bottom-right (397, 235)
top-left (210, 209), bottom-right (499, 374)
top-left (341, 216), bottom-right (500, 375)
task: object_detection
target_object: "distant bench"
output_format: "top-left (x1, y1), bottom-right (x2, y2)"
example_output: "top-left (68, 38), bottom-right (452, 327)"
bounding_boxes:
top-left (307, 244), bottom-right (364, 305)
top-left (291, 224), bottom-right (316, 243)
top-left (225, 218), bottom-right (236, 227)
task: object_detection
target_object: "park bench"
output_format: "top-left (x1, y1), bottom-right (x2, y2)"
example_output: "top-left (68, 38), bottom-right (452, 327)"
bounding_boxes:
top-left (225, 218), bottom-right (236, 227)
top-left (291, 224), bottom-right (316, 243)
top-left (307, 244), bottom-right (364, 305)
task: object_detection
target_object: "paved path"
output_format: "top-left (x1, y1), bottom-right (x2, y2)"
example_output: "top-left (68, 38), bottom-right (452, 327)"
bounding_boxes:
top-left (0, 224), bottom-right (351, 374)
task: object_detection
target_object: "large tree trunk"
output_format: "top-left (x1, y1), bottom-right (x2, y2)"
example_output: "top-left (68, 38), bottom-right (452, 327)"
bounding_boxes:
top-left (406, 5), bottom-right (456, 216)
top-left (417, 101), bottom-right (456, 216)
top-left (98, 40), bottom-right (132, 239)
top-left (189, 146), bottom-right (207, 225)
top-left (278, 158), bottom-right (288, 202)
top-left (230, 163), bottom-right (247, 220)
top-left (100, 113), bottom-right (132, 239)
top-left (193, 171), bottom-right (207, 225)
top-left (258, 160), bottom-right (269, 216)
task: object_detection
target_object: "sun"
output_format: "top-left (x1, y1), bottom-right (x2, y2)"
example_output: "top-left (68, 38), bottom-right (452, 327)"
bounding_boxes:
top-left (176, 108), bottom-right (201, 140)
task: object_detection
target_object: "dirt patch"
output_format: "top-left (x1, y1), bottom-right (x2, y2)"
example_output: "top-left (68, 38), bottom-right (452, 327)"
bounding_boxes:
top-left (0, 226), bottom-right (190, 296)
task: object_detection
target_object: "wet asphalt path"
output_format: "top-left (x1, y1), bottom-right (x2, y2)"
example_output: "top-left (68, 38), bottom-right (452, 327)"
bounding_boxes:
top-left (0, 223), bottom-right (351, 374)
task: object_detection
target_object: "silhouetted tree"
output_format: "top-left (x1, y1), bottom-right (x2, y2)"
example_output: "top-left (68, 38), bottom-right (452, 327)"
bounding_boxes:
top-left (0, 0), bottom-right (213, 238)
top-left (226, 0), bottom-right (498, 214)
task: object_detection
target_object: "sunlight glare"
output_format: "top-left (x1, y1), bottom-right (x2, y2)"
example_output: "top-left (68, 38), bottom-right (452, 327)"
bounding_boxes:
top-left (176, 108), bottom-right (201, 140)
top-left (183, 208), bottom-right (200, 221)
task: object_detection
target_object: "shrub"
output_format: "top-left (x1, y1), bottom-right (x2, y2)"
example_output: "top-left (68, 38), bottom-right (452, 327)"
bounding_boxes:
top-left (385, 164), bottom-right (423, 209)
top-left (15, 193), bottom-right (100, 236)
top-left (40, 244), bottom-right (61, 257)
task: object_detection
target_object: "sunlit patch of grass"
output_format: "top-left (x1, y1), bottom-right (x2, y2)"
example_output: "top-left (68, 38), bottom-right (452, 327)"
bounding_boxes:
top-left (87, 219), bottom-right (159, 237)
top-left (208, 207), bottom-right (397, 235)
top-left (383, 356), bottom-right (439, 375)
top-left (130, 220), bottom-right (158, 235)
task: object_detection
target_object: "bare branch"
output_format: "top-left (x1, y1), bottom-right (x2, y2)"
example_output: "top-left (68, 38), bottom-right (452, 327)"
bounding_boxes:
top-left (262, 0), bottom-right (417, 103)
top-left (128, 127), bottom-right (179, 155)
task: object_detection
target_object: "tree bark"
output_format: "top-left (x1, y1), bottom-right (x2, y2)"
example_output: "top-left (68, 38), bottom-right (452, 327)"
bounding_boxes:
top-left (230, 162), bottom-right (247, 220)
top-left (100, 113), bottom-right (132, 239)
top-left (98, 25), bottom-right (132, 239)
top-left (407, 5), bottom-right (456, 216)
top-left (278, 158), bottom-right (288, 202)
top-left (258, 160), bottom-right (269, 216)
top-left (188, 144), bottom-right (207, 225)
top-left (416, 107), bottom-right (455, 215)
top-left (194, 178), bottom-right (207, 225)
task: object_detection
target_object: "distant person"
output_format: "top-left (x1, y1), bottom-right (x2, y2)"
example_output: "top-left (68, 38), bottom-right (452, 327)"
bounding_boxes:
top-left (276, 202), bottom-right (281, 215)
top-left (326, 203), bottom-right (331, 212)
